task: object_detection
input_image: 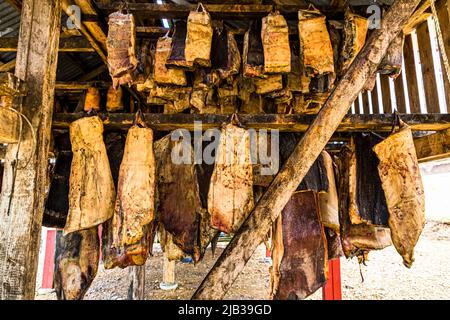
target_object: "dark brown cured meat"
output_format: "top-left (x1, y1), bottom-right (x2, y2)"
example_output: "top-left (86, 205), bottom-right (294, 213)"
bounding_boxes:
top-left (243, 20), bottom-right (265, 78)
top-left (325, 228), bottom-right (343, 260)
top-left (335, 146), bottom-right (392, 260)
top-left (270, 190), bottom-right (327, 300)
top-left (353, 133), bottom-right (389, 226)
top-left (166, 20), bottom-right (193, 70)
top-left (54, 227), bottom-right (99, 300)
top-left (154, 134), bottom-right (202, 259)
top-left (43, 133), bottom-right (72, 228)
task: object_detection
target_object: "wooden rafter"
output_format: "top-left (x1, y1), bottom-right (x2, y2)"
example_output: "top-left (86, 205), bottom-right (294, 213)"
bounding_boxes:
top-left (0, 37), bottom-right (95, 52)
top-left (51, 113), bottom-right (450, 132)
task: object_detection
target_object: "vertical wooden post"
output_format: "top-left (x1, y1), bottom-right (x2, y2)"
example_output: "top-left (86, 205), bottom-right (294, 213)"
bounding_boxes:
top-left (362, 91), bottom-right (370, 114)
top-left (0, 0), bottom-right (61, 299)
top-left (322, 258), bottom-right (342, 300)
top-left (403, 35), bottom-right (422, 113)
top-left (371, 79), bottom-right (381, 114)
top-left (160, 253), bottom-right (177, 291)
top-left (416, 21), bottom-right (440, 113)
top-left (394, 74), bottom-right (407, 113)
top-left (127, 266), bottom-right (146, 300)
top-left (436, 0), bottom-right (450, 112)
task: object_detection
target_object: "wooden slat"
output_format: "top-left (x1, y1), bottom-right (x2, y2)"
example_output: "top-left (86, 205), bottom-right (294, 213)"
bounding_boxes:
top-left (404, 35), bottom-right (422, 113)
top-left (414, 128), bottom-right (450, 161)
top-left (380, 74), bottom-right (393, 113)
top-left (371, 78), bottom-right (381, 114)
top-left (0, 37), bottom-right (95, 52)
top-left (97, 3), bottom-right (330, 19)
top-left (436, 0), bottom-right (450, 113)
top-left (394, 74), bottom-right (407, 112)
top-left (416, 21), bottom-right (440, 113)
top-left (404, 0), bottom-right (432, 34)
top-left (0, 59), bottom-right (16, 73)
top-left (354, 96), bottom-right (361, 114)
top-left (0, 0), bottom-right (61, 300)
top-left (362, 91), bottom-right (370, 114)
top-left (51, 113), bottom-right (450, 132)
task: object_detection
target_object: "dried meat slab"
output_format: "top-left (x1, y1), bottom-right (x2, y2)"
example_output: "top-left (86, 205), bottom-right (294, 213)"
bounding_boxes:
top-left (350, 133), bottom-right (389, 226)
top-left (373, 123), bottom-right (425, 268)
top-left (379, 33), bottom-right (404, 79)
top-left (185, 4), bottom-right (213, 67)
top-left (104, 126), bottom-right (156, 268)
top-left (54, 227), bottom-right (99, 300)
top-left (65, 116), bottom-right (115, 234)
top-left (270, 190), bottom-right (327, 300)
top-left (166, 20), bottom-right (192, 70)
top-left (318, 151), bottom-right (340, 233)
top-left (155, 134), bottom-right (202, 259)
top-left (298, 9), bottom-right (335, 76)
top-left (243, 20), bottom-right (265, 78)
top-left (154, 36), bottom-right (187, 86)
top-left (107, 12), bottom-right (137, 88)
top-left (208, 123), bottom-right (254, 234)
top-left (339, 11), bottom-right (368, 75)
top-left (262, 11), bottom-right (291, 74)
top-left (335, 146), bottom-right (392, 260)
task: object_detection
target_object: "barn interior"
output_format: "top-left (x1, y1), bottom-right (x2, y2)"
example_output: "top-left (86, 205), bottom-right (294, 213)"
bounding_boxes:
top-left (0, 0), bottom-right (449, 300)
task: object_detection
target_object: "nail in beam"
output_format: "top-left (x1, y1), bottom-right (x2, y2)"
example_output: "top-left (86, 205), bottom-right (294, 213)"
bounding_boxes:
top-left (192, 0), bottom-right (421, 300)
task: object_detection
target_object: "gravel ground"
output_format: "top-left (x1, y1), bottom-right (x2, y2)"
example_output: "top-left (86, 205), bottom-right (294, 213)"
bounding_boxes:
top-left (36, 221), bottom-right (450, 300)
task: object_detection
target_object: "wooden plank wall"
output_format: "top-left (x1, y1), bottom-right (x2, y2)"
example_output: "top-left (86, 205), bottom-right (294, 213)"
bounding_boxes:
top-left (355, 1), bottom-right (450, 115)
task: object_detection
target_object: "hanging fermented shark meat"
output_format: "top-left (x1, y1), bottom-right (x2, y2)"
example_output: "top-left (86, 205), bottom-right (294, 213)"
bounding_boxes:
top-left (373, 121), bottom-right (425, 268)
top-left (270, 190), bottom-right (327, 300)
top-left (154, 35), bottom-right (187, 86)
top-left (155, 134), bottom-right (202, 258)
top-left (185, 3), bottom-right (213, 68)
top-left (243, 20), bottom-right (265, 78)
top-left (339, 10), bottom-right (368, 75)
top-left (335, 146), bottom-right (392, 260)
top-left (379, 33), bottom-right (404, 79)
top-left (44, 133), bottom-right (72, 228)
top-left (158, 223), bottom-right (185, 261)
top-left (106, 86), bottom-right (124, 112)
top-left (217, 30), bottom-right (241, 80)
top-left (287, 44), bottom-right (302, 92)
top-left (107, 12), bottom-right (137, 88)
top-left (218, 80), bottom-right (238, 114)
top-left (83, 87), bottom-right (100, 112)
top-left (166, 20), bottom-right (191, 70)
top-left (54, 227), bottom-right (99, 300)
top-left (318, 151), bottom-right (339, 233)
top-left (325, 228), bottom-right (343, 260)
top-left (196, 161), bottom-right (220, 261)
top-left (208, 123), bottom-right (254, 234)
top-left (262, 11), bottom-right (291, 74)
top-left (105, 125), bottom-right (156, 268)
top-left (254, 74), bottom-right (283, 95)
top-left (350, 133), bottom-right (389, 226)
top-left (298, 8), bottom-right (334, 76)
top-left (64, 116), bottom-right (115, 234)
top-left (239, 77), bottom-right (264, 114)
top-left (133, 40), bottom-right (152, 87)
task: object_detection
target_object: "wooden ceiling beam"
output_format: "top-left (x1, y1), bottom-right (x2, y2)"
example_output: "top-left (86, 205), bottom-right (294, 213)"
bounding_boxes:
top-left (0, 36), bottom-right (94, 52)
top-left (51, 113), bottom-right (450, 132)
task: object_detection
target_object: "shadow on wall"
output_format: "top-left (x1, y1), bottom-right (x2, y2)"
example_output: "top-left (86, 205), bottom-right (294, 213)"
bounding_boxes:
top-left (420, 158), bottom-right (450, 223)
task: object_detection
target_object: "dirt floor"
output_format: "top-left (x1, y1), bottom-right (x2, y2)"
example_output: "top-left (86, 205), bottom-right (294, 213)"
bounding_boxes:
top-left (36, 221), bottom-right (450, 300)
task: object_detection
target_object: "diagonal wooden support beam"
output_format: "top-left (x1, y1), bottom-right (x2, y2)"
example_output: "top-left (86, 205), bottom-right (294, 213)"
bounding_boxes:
top-left (192, 0), bottom-right (421, 300)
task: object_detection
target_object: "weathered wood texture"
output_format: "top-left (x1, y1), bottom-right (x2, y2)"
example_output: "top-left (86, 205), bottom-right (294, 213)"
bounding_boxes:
top-left (404, 34), bottom-right (422, 113)
top-left (436, 0), bottom-right (450, 113)
top-left (0, 37), bottom-right (94, 52)
top-left (371, 82), bottom-right (381, 114)
top-left (52, 113), bottom-right (450, 132)
top-left (0, 0), bottom-right (61, 300)
top-left (414, 128), bottom-right (450, 161)
top-left (416, 21), bottom-right (440, 113)
top-left (403, 0), bottom-right (432, 34)
top-left (192, 0), bottom-right (421, 300)
top-left (0, 108), bottom-right (20, 143)
top-left (394, 73), bottom-right (407, 113)
top-left (127, 266), bottom-right (145, 300)
top-left (380, 74), bottom-right (393, 113)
